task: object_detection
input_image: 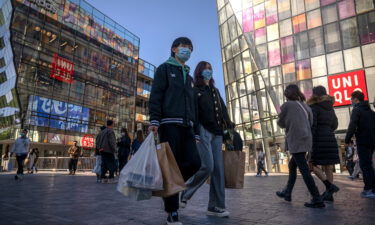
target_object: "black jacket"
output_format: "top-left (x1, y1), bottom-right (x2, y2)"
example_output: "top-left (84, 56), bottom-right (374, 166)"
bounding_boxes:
top-left (195, 85), bottom-right (231, 135)
top-left (149, 62), bottom-right (199, 137)
top-left (232, 130), bottom-right (243, 151)
top-left (117, 135), bottom-right (131, 157)
top-left (308, 95), bottom-right (340, 165)
top-left (345, 101), bottom-right (375, 145)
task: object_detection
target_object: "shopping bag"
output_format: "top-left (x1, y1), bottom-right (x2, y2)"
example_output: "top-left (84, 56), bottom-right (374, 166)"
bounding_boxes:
top-left (223, 151), bottom-right (245, 189)
top-left (152, 142), bottom-right (186, 197)
top-left (7, 160), bottom-right (13, 171)
top-left (117, 132), bottom-right (163, 199)
top-left (117, 186), bottom-right (152, 201)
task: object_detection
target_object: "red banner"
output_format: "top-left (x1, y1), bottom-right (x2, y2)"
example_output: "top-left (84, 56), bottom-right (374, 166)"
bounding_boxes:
top-left (81, 134), bottom-right (94, 149)
top-left (328, 70), bottom-right (368, 107)
top-left (50, 53), bottom-right (74, 83)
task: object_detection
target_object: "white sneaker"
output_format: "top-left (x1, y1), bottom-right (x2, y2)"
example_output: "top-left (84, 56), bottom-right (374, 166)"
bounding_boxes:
top-left (206, 207), bottom-right (230, 218)
top-left (361, 190), bottom-right (375, 198)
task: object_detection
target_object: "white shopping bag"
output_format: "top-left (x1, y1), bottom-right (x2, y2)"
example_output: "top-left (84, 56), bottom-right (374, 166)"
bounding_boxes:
top-left (117, 132), bottom-right (163, 199)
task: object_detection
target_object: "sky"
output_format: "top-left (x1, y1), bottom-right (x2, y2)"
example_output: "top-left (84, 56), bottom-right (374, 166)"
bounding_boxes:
top-left (89, 0), bottom-right (225, 96)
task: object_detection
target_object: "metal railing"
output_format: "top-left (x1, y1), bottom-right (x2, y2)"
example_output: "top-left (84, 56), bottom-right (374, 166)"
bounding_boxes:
top-left (1, 157), bottom-right (96, 171)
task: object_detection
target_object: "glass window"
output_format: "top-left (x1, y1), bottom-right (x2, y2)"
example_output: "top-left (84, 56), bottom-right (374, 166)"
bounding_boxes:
top-left (265, 0), bottom-right (278, 25)
top-left (327, 51), bottom-right (344, 74)
top-left (322, 4), bottom-right (338, 25)
top-left (294, 32), bottom-right (309, 60)
top-left (292, 14), bottom-right (307, 33)
top-left (238, 79), bottom-right (247, 97)
top-left (365, 67), bottom-right (375, 102)
top-left (219, 7), bottom-right (227, 25)
top-left (335, 108), bottom-right (350, 130)
top-left (309, 27), bottom-right (325, 57)
top-left (254, 3), bottom-right (266, 29)
top-left (268, 40), bottom-right (281, 67)
top-left (239, 35), bottom-right (248, 51)
top-left (291, 0), bottom-right (305, 16)
top-left (280, 19), bottom-right (293, 37)
top-left (311, 55), bottom-right (327, 77)
top-left (240, 96), bottom-right (250, 122)
top-left (307, 9), bottom-right (322, 30)
top-left (296, 59), bottom-right (312, 80)
top-left (225, 44), bottom-right (233, 61)
top-left (282, 62), bottom-right (296, 83)
top-left (312, 77), bottom-right (328, 90)
top-left (242, 50), bottom-right (253, 75)
top-left (321, 0), bottom-right (335, 6)
top-left (234, 54), bottom-right (244, 79)
top-left (338, 0), bottom-right (355, 19)
top-left (243, 7), bottom-right (254, 32)
top-left (269, 66), bottom-right (282, 86)
top-left (246, 75), bottom-right (255, 93)
top-left (358, 11), bottom-right (375, 45)
top-left (256, 44), bottom-right (268, 69)
top-left (232, 39), bottom-right (241, 56)
top-left (226, 3), bottom-right (234, 18)
top-left (299, 79), bottom-right (313, 99)
top-left (324, 23), bottom-right (341, 53)
top-left (362, 43), bottom-right (375, 67)
top-left (221, 22), bottom-right (231, 46)
top-left (278, 0), bottom-right (291, 20)
top-left (232, 99), bottom-right (242, 124)
top-left (305, 0), bottom-right (320, 11)
top-left (340, 18), bottom-right (359, 49)
top-left (255, 28), bottom-right (267, 44)
top-left (343, 47), bottom-right (363, 71)
top-left (227, 59), bottom-right (236, 83)
top-left (356, 0), bottom-right (375, 14)
top-left (281, 36), bottom-right (294, 64)
top-left (228, 16), bottom-right (238, 41)
top-left (267, 23), bottom-right (279, 41)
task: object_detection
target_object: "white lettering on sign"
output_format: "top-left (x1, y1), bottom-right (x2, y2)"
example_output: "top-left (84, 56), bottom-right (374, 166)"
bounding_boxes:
top-left (29, 0), bottom-right (58, 14)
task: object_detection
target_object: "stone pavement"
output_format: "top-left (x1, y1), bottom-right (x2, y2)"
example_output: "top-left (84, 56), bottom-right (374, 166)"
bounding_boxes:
top-left (0, 172), bottom-right (374, 225)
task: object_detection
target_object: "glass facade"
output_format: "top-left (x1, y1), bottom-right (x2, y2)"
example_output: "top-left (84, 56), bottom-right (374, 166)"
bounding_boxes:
top-left (217, 0), bottom-right (375, 172)
top-left (0, 0), bottom-right (147, 157)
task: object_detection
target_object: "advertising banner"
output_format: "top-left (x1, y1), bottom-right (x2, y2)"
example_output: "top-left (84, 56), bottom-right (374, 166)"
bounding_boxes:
top-left (328, 70), bottom-right (368, 107)
top-left (50, 54), bottom-right (74, 83)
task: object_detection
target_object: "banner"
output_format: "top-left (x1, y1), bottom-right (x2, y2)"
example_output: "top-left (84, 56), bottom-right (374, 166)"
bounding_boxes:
top-left (50, 54), bottom-right (74, 83)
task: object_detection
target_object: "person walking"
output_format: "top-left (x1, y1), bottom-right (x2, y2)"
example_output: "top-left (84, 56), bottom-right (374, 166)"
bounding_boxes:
top-left (148, 37), bottom-right (201, 225)
top-left (275, 84), bottom-right (325, 208)
top-left (307, 86), bottom-right (340, 202)
top-left (180, 61), bottom-right (232, 217)
top-left (345, 90), bottom-right (375, 198)
top-left (117, 128), bottom-right (131, 172)
top-left (93, 126), bottom-right (106, 182)
top-left (1, 144), bottom-right (10, 172)
top-left (10, 129), bottom-right (30, 180)
top-left (96, 120), bottom-right (117, 184)
top-left (256, 148), bottom-right (268, 177)
top-left (346, 141), bottom-right (355, 177)
top-left (131, 130), bottom-right (144, 155)
top-left (27, 148), bottom-right (38, 174)
top-left (68, 141), bottom-right (81, 175)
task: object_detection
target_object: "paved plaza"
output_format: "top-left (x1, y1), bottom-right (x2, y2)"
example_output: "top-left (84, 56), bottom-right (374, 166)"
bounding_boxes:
top-left (0, 172), bottom-right (374, 225)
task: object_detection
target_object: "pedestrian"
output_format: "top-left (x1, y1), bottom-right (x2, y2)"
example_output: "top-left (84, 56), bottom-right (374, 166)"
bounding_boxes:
top-left (275, 84), bottom-right (325, 208)
top-left (346, 141), bottom-right (355, 177)
top-left (117, 128), bottom-right (131, 172)
top-left (27, 148), bottom-right (38, 174)
top-left (93, 125), bottom-right (106, 182)
top-left (307, 86), bottom-right (340, 202)
top-left (32, 148), bottom-right (39, 173)
top-left (148, 37), bottom-right (201, 225)
top-left (96, 120), bottom-right (117, 184)
top-left (10, 129), bottom-right (30, 181)
top-left (350, 147), bottom-right (362, 180)
top-left (131, 130), bottom-right (144, 156)
top-left (256, 148), bottom-right (268, 177)
top-left (345, 90), bottom-right (375, 198)
top-left (1, 144), bottom-right (10, 172)
top-left (180, 61), bottom-right (232, 218)
top-left (68, 141), bottom-right (81, 175)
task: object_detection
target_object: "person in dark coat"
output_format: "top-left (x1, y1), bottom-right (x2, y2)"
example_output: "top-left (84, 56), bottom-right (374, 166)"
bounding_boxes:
top-left (131, 130), bottom-right (144, 155)
top-left (345, 91), bottom-right (375, 198)
top-left (232, 130), bottom-right (243, 151)
top-left (307, 86), bottom-right (340, 202)
top-left (117, 128), bottom-right (131, 171)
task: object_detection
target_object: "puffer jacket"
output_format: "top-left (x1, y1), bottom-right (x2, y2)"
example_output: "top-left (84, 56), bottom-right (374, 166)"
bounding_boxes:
top-left (96, 128), bottom-right (117, 154)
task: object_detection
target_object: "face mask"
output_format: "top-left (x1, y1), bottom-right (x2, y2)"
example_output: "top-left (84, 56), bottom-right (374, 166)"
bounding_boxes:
top-left (202, 69), bottom-right (213, 81)
top-left (176, 47), bottom-right (191, 62)
top-left (20, 133), bottom-right (26, 138)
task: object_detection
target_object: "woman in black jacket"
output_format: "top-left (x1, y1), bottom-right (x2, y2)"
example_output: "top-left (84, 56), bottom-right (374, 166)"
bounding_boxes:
top-left (307, 86), bottom-right (340, 202)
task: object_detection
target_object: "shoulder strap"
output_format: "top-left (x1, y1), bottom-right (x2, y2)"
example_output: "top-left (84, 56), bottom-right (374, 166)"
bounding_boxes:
top-left (296, 101), bottom-right (309, 121)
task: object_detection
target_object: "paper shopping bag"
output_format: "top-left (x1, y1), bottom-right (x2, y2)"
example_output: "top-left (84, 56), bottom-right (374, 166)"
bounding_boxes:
top-left (223, 151), bottom-right (245, 189)
top-left (153, 142), bottom-right (186, 197)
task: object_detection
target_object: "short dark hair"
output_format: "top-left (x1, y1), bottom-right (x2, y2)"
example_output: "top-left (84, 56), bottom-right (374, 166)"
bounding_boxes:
top-left (312, 86), bottom-right (327, 97)
top-left (171, 37), bottom-right (193, 57)
top-left (107, 120), bottom-right (114, 126)
top-left (121, 128), bottom-right (128, 133)
top-left (22, 129), bottom-right (28, 133)
top-left (193, 61), bottom-right (215, 87)
top-left (351, 90), bottom-right (365, 102)
top-left (284, 84), bottom-right (306, 101)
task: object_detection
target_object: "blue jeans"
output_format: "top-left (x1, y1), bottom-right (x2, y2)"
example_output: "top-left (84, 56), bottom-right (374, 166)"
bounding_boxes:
top-left (182, 126), bottom-right (225, 209)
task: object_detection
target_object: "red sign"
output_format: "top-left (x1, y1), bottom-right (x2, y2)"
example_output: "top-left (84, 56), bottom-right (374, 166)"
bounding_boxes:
top-left (328, 70), bottom-right (368, 107)
top-left (81, 134), bottom-right (94, 149)
top-left (50, 53), bottom-right (74, 83)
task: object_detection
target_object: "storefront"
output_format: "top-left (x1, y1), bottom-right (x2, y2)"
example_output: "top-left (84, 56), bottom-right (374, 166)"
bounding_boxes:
top-left (216, 0), bottom-right (375, 173)
top-left (0, 0), bottom-right (147, 160)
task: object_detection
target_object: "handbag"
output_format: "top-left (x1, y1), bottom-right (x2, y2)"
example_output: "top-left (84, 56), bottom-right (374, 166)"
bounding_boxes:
top-left (223, 151), bottom-right (245, 189)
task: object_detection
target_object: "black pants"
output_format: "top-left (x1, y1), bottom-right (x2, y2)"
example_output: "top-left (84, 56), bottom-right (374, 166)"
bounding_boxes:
top-left (357, 145), bottom-right (375, 192)
top-left (159, 124), bottom-right (201, 213)
top-left (101, 152), bottom-right (116, 179)
top-left (257, 161), bottom-right (268, 175)
top-left (285, 152), bottom-right (320, 198)
top-left (346, 160), bottom-right (355, 176)
top-left (16, 154), bottom-right (27, 175)
top-left (118, 153), bottom-right (129, 172)
top-left (69, 158), bottom-right (78, 172)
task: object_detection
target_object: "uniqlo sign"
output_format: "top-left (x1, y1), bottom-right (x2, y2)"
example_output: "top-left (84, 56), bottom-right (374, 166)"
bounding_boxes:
top-left (81, 134), bottom-right (94, 149)
top-left (328, 70), bottom-right (368, 107)
top-left (50, 54), bottom-right (74, 83)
